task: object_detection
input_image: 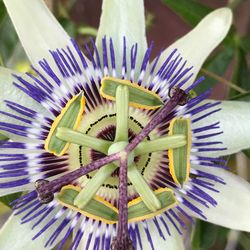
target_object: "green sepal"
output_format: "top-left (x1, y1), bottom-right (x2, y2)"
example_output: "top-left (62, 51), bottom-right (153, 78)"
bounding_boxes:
top-left (57, 185), bottom-right (118, 224)
top-left (100, 77), bottom-right (163, 110)
top-left (128, 188), bottom-right (177, 222)
top-left (45, 92), bottom-right (85, 156)
top-left (168, 118), bottom-right (191, 186)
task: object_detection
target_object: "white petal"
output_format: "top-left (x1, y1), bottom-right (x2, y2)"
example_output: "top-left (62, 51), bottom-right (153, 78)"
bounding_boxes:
top-left (96, 0), bottom-right (147, 76)
top-left (0, 214), bottom-right (46, 250)
top-left (0, 206), bottom-right (69, 250)
top-left (0, 67), bottom-right (50, 141)
top-left (138, 219), bottom-right (185, 250)
top-left (193, 100), bottom-right (250, 157)
top-left (3, 0), bottom-right (74, 66)
top-left (191, 166), bottom-right (250, 232)
top-left (156, 8), bottom-right (232, 88)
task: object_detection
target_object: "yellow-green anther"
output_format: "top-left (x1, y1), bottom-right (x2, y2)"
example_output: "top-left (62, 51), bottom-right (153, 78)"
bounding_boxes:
top-left (128, 164), bottom-right (161, 212)
top-left (73, 164), bottom-right (117, 209)
top-left (100, 77), bottom-right (163, 110)
top-left (168, 118), bottom-right (191, 186)
top-left (128, 188), bottom-right (177, 222)
top-left (114, 85), bottom-right (129, 142)
top-left (45, 92), bottom-right (85, 156)
top-left (58, 185), bottom-right (118, 224)
top-left (134, 135), bottom-right (186, 156)
top-left (56, 127), bottom-right (112, 154)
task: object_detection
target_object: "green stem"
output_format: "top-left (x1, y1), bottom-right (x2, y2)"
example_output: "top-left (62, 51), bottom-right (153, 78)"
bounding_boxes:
top-left (134, 134), bottom-right (186, 156)
top-left (201, 68), bottom-right (247, 94)
top-left (73, 164), bottom-right (117, 209)
top-left (56, 127), bottom-right (112, 154)
top-left (128, 164), bottom-right (161, 212)
top-left (114, 86), bottom-right (129, 142)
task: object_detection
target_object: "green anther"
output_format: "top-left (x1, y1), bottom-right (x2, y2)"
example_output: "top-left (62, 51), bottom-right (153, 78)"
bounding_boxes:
top-left (134, 135), bottom-right (186, 156)
top-left (56, 127), bottom-right (112, 154)
top-left (114, 85), bottom-right (129, 142)
top-left (73, 164), bottom-right (117, 209)
top-left (58, 186), bottom-right (118, 224)
top-left (100, 77), bottom-right (163, 110)
top-left (128, 164), bottom-right (161, 212)
top-left (45, 92), bottom-right (85, 156)
top-left (128, 188), bottom-right (177, 222)
top-left (168, 118), bottom-right (191, 186)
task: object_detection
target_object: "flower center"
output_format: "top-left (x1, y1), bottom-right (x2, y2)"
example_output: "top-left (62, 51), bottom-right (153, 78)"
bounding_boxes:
top-left (35, 80), bottom-right (190, 250)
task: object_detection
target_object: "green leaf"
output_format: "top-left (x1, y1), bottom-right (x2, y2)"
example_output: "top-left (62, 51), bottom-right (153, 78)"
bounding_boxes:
top-left (162, 0), bottom-right (212, 26)
top-left (239, 36), bottom-right (250, 53)
top-left (0, 13), bottom-right (18, 64)
top-left (195, 46), bottom-right (234, 94)
top-left (0, 192), bottom-right (22, 207)
top-left (230, 48), bottom-right (250, 97)
top-left (192, 220), bottom-right (219, 250)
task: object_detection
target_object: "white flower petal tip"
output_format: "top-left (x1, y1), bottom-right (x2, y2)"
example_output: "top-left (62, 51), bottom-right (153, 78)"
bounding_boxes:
top-left (191, 167), bottom-right (250, 232)
top-left (96, 0), bottom-right (147, 77)
top-left (193, 100), bottom-right (250, 157)
top-left (157, 7), bottom-right (233, 88)
top-left (3, 0), bottom-right (74, 67)
top-left (0, 214), bottom-right (47, 250)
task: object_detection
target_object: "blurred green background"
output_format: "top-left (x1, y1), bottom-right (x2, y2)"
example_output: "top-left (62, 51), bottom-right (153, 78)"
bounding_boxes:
top-left (0, 0), bottom-right (249, 249)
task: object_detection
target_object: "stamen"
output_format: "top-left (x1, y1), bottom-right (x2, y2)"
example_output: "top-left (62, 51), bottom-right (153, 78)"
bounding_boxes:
top-left (56, 127), bottom-right (112, 154)
top-left (134, 134), bottom-right (186, 156)
top-left (114, 85), bottom-right (129, 142)
top-left (100, 77), bottom-right (163, 110)
top-left (73, 164), bottom-right (117, 209)
top-left (45, 92), bottom-right (85, 156)
top-left (168, 118), bottom-right (191, 186)
top-left (128, 164), bottom-right (161, 212)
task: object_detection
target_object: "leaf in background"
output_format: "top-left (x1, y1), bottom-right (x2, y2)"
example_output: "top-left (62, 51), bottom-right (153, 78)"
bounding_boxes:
top-left (239, 36), bottom-right (250, 53)
top-left (230, 48), bottom-right (250, 97)
top-left (0, 192), bottom-right (22, 208)
top-left (162, 0), bottom-right (212, 26)
top-left (239, 232), bottom-right (250, 249)
top-left (195, 46), bottom-right (234, 94)
top-left (0, 1), bottom-right (6, 23)
top-left (0, 11), bottom-right (18, 64)
top-left (192, 220), bottom-right (219, 250)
